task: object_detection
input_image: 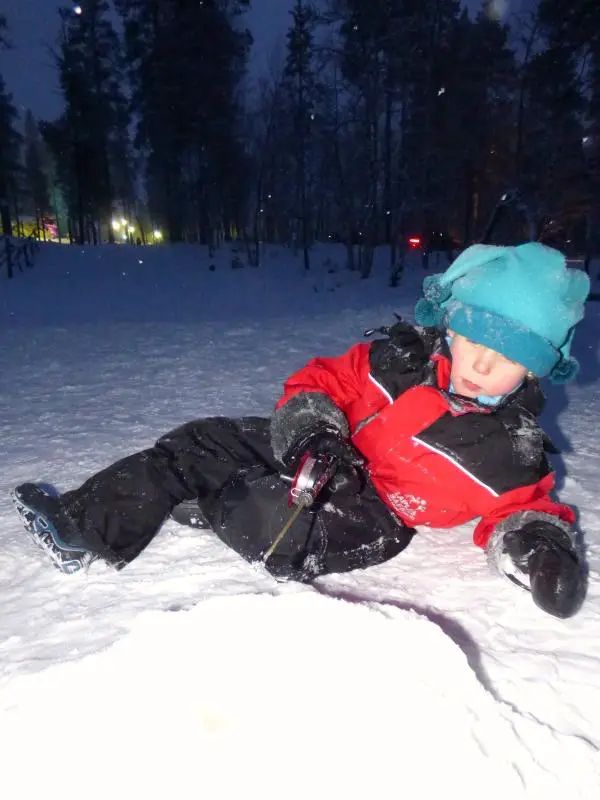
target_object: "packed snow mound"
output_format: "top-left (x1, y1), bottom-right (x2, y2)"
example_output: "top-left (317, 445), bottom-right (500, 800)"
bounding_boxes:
top-left (0, 591), bottom-right (596, 800)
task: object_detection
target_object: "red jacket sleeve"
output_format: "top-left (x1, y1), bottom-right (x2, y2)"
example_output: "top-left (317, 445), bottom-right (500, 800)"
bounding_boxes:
top-left (473, 472), bottom-right (575, 548)
top-left (275, 342), bottom-right (371, 413)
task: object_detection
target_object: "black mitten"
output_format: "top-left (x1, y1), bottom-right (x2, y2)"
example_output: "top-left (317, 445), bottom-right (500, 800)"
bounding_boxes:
top-left (283, 426), bottom-right (364, 471)
top-left (283, 427), bottom-right (365, 496)
top-left (503, 522), bottom-right (584, 619)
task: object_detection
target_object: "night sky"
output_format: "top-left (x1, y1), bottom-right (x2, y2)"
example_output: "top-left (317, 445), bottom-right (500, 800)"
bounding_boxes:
top-left (0, 0), bottom-right (528, 122)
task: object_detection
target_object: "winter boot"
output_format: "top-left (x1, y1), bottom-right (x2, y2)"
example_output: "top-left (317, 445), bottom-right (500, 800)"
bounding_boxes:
top-left (12, 483), bottom-right (98, 575)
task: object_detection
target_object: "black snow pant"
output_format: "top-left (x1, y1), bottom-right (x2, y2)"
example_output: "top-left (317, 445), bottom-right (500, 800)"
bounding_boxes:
top-left (58, 417), bottom-right (415, 581)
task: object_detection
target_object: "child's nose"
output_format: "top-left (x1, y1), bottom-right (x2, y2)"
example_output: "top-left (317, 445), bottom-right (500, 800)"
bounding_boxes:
top-left (473, 349), bottom-right (496, 374)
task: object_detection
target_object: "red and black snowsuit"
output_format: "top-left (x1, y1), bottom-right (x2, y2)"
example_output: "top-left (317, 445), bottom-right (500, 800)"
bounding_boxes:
top-left (50, 321), bottom-right (574, 583)
top-left (270, 320), bottom-right (574, 550)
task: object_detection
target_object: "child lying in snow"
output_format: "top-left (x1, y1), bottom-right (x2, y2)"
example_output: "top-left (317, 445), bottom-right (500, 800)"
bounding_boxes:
top-left (13, 242), bottom-right (590, 618)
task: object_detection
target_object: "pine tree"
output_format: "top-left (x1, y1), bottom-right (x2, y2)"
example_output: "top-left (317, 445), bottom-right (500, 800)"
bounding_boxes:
top-left (39, 118), bottom-right (73, 240)
top-left (57, 2), bottom-right (127, 243)
top-left (322, 0), bottom-right (462, 276)
top-left (283, 0), bottom-right (319, 269)
top-left (539, 0), bottom-right (600, 257)
top-left (0, 16), bottom-right (21, 236)
top-left (115, 0), bottom-right (251, 243)
top-left (434, 4), bottom-right (516, 243)
top-left (519, 43), bottom-right (585, 225)
top-left (23, 112), bottom-right (51, 238)
top-left (324, 0), bottom-right (394, 276)
top-left (0, 12), bottom-right (8, 48)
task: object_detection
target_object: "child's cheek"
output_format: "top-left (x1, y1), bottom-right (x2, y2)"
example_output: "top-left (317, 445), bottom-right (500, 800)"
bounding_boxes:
top-left (488, 369), bottom-right (523, 395)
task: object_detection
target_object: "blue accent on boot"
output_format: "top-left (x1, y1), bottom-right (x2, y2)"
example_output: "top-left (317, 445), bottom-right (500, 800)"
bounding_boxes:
top-left (12, 486), bottom-right (95, 575)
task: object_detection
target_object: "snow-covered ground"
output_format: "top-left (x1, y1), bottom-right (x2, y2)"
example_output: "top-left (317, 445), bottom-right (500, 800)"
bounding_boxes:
top-left (0, 242), bottom-right (599, 799)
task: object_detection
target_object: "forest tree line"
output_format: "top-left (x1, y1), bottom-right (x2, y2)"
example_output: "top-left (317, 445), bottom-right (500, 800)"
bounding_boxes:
top-left (0, 0), bottom-right (599, 276)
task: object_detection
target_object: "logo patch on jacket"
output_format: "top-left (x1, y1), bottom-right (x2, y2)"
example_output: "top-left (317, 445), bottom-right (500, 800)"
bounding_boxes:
top-left (387, 492), bottom-right (428, 520)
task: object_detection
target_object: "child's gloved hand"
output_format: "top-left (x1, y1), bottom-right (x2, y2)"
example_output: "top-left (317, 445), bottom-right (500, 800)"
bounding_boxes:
top-left (283, 428), bottom-right (366, 496)
top-left (279, 429), bottom-right (365, 500)
top-left (503, 521), bottom-right (585, 618)
top-left (283, 427), bottom-right (365, 472)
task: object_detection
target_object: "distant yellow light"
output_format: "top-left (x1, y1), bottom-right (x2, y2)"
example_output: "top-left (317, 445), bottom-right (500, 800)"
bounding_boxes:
top-left (120, 218), bottom-right (127, 226)
top-left (112, 219), bottom-right (121, 231)
top-left (127, 225), bottom-right (135, 234)
top-left (153, 230), bottom-right (163, 240)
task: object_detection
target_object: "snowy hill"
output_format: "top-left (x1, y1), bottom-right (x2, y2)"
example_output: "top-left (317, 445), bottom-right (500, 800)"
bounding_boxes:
top-left (0, 242), bottom-right (599, 799)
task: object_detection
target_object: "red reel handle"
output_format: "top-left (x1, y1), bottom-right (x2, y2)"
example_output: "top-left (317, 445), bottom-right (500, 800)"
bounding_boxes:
top-left (289, 452), bottom-right (338, 507)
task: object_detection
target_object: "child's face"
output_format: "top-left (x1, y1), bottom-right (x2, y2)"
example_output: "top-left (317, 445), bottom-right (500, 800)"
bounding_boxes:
top-left (448, 331), bottom-right (529, 398)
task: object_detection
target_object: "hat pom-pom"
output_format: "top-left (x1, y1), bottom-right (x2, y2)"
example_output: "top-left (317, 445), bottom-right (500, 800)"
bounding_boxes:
top-left (422, 274), bottom-right (450, 305)
top-left (415, 297), bottom-right (441, 327)
top-left (549, 356), bottom-right (579, 384)
top-left (415, 274), bottom-right (450, 328)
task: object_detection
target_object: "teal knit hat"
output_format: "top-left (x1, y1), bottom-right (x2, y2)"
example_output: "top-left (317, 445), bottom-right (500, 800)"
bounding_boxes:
top-left (414, 242), bottom-right (590, 383)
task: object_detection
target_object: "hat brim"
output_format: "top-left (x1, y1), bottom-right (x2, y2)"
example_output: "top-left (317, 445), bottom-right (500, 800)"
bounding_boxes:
top-left (446, 303), bottom-right (558, 376)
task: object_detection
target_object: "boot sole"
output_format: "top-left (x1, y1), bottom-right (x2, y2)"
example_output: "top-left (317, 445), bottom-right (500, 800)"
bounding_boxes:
top-left (12, 489), bottom-right (94, 575)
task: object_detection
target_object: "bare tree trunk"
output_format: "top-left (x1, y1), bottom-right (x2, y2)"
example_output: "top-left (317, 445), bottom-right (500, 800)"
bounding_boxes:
top-left (359, 78), bottom-right (381, 280)
top-left (584, 212), bottom-right (593, 275)
top-left (360, 240), bottom-right (375, 279)
top-left (513, 18), bottom-right (539, 184)
top-left (76, 181), bottom-right (85, 245)
top-left (13, 194), bottom-right (22, 239)
top-left (0, 186), bottom-right (12, 236)
top-left (383, 84), bottom-right (393, 245)
top-left (90, 12), bottom-right (114, 244)
top-left (136, 214), bottom-right (147, 245)
top-left (345, 236), bottom-right (355, 272)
